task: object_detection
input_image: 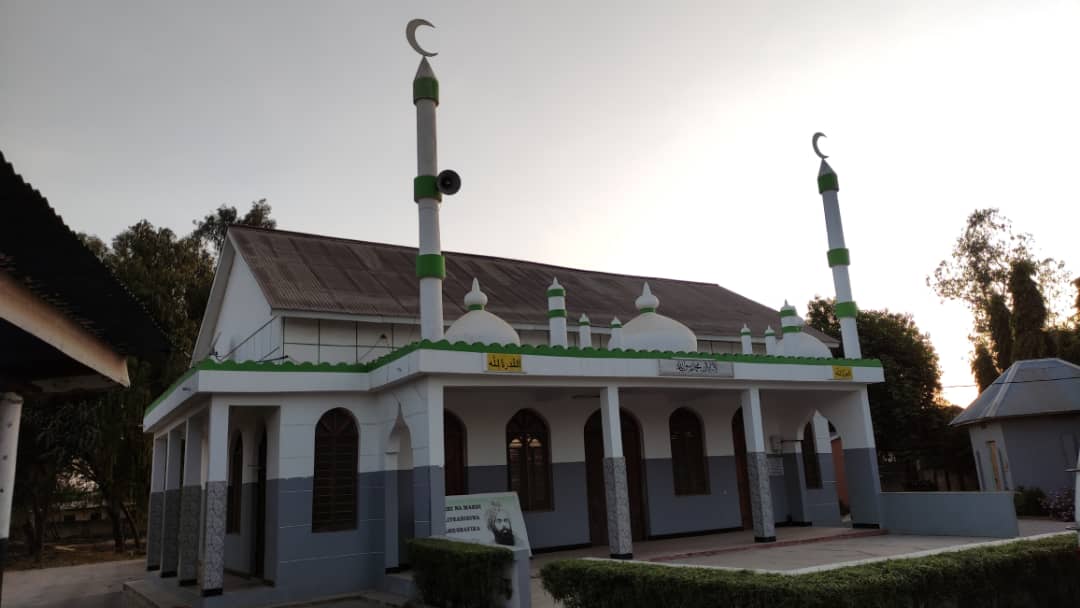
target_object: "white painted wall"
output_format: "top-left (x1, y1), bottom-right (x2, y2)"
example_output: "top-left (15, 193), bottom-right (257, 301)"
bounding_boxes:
top-left (214, 255), bottom-right (279, 363)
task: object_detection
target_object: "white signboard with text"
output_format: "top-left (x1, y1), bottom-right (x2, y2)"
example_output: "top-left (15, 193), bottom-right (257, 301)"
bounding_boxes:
top-left (658, 359), bottom-right (734, 378)
top-left (444, 492), bottom-right (532, 554)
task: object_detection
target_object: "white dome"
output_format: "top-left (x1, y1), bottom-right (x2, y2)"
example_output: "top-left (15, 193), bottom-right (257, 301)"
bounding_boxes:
top-left (777, 332), bottom-right (833, 358)
top-left (445, 279), bottom-right (521, 346)
top-left (618, 283), bottom-right (698, 352)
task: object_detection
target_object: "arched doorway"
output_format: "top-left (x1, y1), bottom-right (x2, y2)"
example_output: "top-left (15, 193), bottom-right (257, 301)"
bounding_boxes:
top-left (444, 410), bottom-right (467, 496)
top-left (584, 409), bottom-right (646, 544)
top-left (732, 408), bottom-right (752, 529)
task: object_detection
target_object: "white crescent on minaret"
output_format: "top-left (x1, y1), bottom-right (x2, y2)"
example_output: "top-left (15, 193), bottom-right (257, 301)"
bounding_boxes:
top-left (406, 18), bottom-right (438, 57)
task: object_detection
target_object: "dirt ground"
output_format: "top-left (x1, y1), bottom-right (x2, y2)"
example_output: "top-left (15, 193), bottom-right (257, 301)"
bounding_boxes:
top-left (5, 538), bottom-right (145, 571)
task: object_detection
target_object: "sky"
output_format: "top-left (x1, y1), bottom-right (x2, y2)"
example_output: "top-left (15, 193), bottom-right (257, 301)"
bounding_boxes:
top-left (3, 1), bottom-right (1078, 406)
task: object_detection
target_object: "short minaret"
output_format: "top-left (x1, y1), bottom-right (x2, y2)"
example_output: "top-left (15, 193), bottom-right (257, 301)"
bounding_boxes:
top-left (740, 324), bottom-right (753, 354)
top-left (413, 56), bottom-right (445, 341)
top-left (547, 278), bottom-right (568, 347)
top-left (578, 314), bottom-right (593, 348)
top-left (465, 278), bottom-right (487, 310)
top-left (764, 326), bottom-right (777, 355)
top-left (635, 282), bottom-right (659, 313)
top-left (780, 301), bottom-right (802, 335)
top-left (609, 317), bottom-right (623, 349)
top-left (815, 137), bottom-right (861, 359)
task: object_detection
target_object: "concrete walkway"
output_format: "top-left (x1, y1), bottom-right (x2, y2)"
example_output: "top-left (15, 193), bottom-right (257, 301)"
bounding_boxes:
top-left (2, 558), bottom-right (144, 608)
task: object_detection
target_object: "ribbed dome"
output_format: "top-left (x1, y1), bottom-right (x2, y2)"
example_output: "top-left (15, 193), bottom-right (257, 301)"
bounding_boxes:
top-left (619, 283), bottom-right (698, 352)
top-left (445, 279), bottom-right (521, 346)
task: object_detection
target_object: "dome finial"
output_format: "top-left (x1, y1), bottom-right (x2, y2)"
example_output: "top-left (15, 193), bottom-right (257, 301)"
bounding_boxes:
top-left (635, 282), bottom-right (660, 312)
top-left (464, 278), bottom-right (488, 310)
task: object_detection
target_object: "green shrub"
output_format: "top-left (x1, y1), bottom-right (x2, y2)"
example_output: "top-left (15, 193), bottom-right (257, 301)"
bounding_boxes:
top-left (407, 537), bottom-right (514, 608)
top-left (1014, 486), bottom-right (1048, 516)
top-left (541, 534), bottom-right (1080, 608)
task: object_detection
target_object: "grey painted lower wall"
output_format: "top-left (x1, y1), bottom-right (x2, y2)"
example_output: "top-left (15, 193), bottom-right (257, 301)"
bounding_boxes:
top-left (1001, 415), bottom-right (1080, 493)
top-left (643, 457), bottom-right (742, 536)
top-left (177, 486), bottom-right (201, 583)
top-left (468, 463), bottom-right (590, 549)
top-left (769, 466), bottom-right (788, 524)
top-left (146, 491), bottom-right (164, 570)
top-left (805, 454), bottom-right (843, 526)
top-left (224, 483), bottom-right (256, 574)
top-left (844, 448), bottom-right (882, 526)
top-left (161, 488), bottom-right (181, 576)
top-left (782, 453), bottom-right (807, 523)
top-left (881, 492), bottom-right (1019, 538)
top-left (268, 472), bottom-right (385, 596)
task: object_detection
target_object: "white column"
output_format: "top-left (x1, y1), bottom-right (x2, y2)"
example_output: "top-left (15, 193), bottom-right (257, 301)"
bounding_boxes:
top-left (200, 402), bottom-right (228, 596)
top-left (548, 279), bottom-right (568, 347)
top-left (161, 426), bottom-right (184, 577)
top-left (740, 388), bottom-right (775, 542)
top-left (178, 416), bottom-right (203, 586)
top-left (405, 380), bottom-right (445, 538)
top-left (764, 327), bottom-right (777, 355)
top-left (599, 386), bottom-right (632, 558)
top-left (146, 436), bottom-right (168, 571)
top-left (0, 392), bottom-right (23, 581)
top-left (818, 389), bottom-right (881, 528)
top-left (740, 324), bottom-right (753, 354)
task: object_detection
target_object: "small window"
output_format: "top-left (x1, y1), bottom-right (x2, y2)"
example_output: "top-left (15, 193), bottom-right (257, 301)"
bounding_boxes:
top-left (313, 408), bottom-right (359, 532)
top-left (802, 422), bottom-right (823, 489)
top-left (670, 408), bottom-right (709, 495)
top-left (506, 409), bottom-right (552, 511)
top-left (227, 432), bottom-right (243, 533)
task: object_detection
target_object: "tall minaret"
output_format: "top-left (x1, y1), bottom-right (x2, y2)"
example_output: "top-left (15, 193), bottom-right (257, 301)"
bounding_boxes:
top-left (413, 42), bottom-right (445, 340)
top-left (814, 133), bottom-right (861, 359)
top-left (548, 278), bottom-right (568, 347)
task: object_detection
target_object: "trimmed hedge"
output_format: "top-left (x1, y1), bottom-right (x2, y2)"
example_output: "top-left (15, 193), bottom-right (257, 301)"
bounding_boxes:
top-left (407, 537), bottom-right (514, 608)
top-left (541, 534), bottom-right (1080, 608)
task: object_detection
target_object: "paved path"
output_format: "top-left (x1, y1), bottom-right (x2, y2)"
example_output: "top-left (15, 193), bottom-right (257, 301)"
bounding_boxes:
top-left (2, 559), bottom-right (144, 608)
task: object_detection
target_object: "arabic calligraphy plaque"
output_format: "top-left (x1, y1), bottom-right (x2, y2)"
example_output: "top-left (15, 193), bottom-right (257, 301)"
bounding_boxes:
top-left (658, 359), bottom-right (734, 378)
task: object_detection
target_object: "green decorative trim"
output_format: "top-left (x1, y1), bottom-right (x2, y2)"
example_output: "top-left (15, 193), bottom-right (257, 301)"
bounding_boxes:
top-left (818, 172), bottom-right (839, 193)
top-left (145, 339), bottom-right (883, 416)
top-left (827, 248), bottom-right (850, 267)
top-left (547, 309), bottom-right (567, 318)
top-left (413, 175), bottom-right (442, 202)
top-left (579, 320), bottom-right (590, 326)
top-left (546, 288), bottom-right (566, 297)
top-left (413, 77), bottom-right (439, 104)
top-left (740, 328), bottom-right (751, 335)
top-left (764, 329), bottom-right (776, 336)
top-left (779, 308), bottom-right (798, 318)
top-left (835, 301), bottom-right (858, 318)
top-left (639, 307), bottom-right (656, 313)
top-left (781, 326), bottom-right (802, 334)
top-left (415, 254), bottom-right (446, 279)
top-left (610, 322), bottom-right (622, 328)
top-left (468, 304), bottom-right (483, 311)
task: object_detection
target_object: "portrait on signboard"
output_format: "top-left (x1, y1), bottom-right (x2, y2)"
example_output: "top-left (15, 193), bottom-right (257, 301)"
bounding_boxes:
top-left (444, 491), bottom-right (531, 553)
top-left (485, 502), bottom-right (517, 546)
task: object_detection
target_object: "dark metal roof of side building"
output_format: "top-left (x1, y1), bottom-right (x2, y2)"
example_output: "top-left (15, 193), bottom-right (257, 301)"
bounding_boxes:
top-left (228, 225), bottom-right (838, 345)
top-left (951, 358), bottom-right (1080, 427)
top-left (0, 150), bottom-right (171, 382)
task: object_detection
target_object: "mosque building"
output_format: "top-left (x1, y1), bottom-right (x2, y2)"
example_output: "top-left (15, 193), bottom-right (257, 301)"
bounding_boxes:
top-left (138, 22), bottom-right (884, 603)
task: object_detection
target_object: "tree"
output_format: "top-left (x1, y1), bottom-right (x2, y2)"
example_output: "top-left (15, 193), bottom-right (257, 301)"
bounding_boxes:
top-left (192, 198), bottom-right (276, 256)
top-left (970, 341), bottom-right (1000, 392)
top-left (1008, 259), bottom-right (1050, 360)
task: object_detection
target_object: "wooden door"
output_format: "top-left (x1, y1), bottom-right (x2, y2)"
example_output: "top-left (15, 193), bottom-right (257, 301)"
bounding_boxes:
top-left (444, 411), bottom-right (467, 496)
top-left (987, 441), bottom-right (1003, 490)
top-left (732, 409), bottom-right (752, 529)
top-left (584, 410), bottom-right (646, 545)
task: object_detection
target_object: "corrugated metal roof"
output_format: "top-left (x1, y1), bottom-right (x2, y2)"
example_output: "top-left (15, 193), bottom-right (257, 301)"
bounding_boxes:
top-left (951, 358), bottom-right (1080, 426)
top-left (229, 226), bottom-right (837, 344)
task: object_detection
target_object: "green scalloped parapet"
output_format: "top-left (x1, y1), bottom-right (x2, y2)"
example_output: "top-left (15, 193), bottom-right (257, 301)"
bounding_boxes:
top-left (145, 339), bottom-right (882, 416)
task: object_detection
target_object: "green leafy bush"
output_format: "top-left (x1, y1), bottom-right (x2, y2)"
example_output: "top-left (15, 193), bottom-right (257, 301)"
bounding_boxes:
top-left (407, 537), bottom-right (514, 608)
top-left (541, 534), bottom-right (1080, 608)
top-left (1014, 486), bottom-right (1048, 516)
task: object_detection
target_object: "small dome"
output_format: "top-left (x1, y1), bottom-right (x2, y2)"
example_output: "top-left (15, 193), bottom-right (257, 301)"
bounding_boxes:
top-left (775, 302), bottom-right (831, 358)
top-left (620, 283), bottom-right (697, 352)
top-left (445, 279), bottom-right (521, 346)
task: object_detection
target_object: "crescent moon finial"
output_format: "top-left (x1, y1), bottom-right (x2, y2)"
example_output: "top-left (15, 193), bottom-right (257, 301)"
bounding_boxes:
top-left (406, 19), bottom-right (438, 57)
top-left (812, 132), bottom-right (828, 160)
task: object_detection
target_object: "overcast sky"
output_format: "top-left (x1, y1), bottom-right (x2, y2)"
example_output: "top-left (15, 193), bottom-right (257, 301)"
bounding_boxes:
top-left (3, 1), bottom-right (1078, 405)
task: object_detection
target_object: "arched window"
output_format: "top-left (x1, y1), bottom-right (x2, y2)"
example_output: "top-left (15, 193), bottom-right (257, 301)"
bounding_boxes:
top-left (313, 408), bottom-right (358, 532)
top-left (802, 422), bottom-right (823, 489)
top-left (670, 408), bottom-right (709, 495)
top-left (444, 410), bottom-right (468, 496)
top-left (506, 409), bottom-right (552, 511)
top-left (227, 432), bottom-right (243, 533)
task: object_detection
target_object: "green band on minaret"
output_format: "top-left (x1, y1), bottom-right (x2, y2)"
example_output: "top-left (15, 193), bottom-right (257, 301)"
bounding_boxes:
top-left (416, 254), bottom-right (446, 279)
top-left (740, 328), bottom-right (751, 335)
top-left (818, 172), bottom-right (839, 193)
top-left (413, 77), bottom-right (439, 104)
top-left (579, 319), bottom-right (590, 326)
top-left (638, 307), bottom-right (656, 314)
top-left (547, 309), bottom-right (567, 318)
top-left (835, 301), bottom-right (858, 318)
top-left (782, 326), bottom-right (802, 334)
top-left (546, 288), bottom-right (565, 297)
top-left (827, 248), bottom-right (850, 267)
top-left (779, 308), bottom-right (798, 318)
top-left (468, 304), bottom-right (483, 311)
top-left (414, 175), bottom-right (442, 202)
